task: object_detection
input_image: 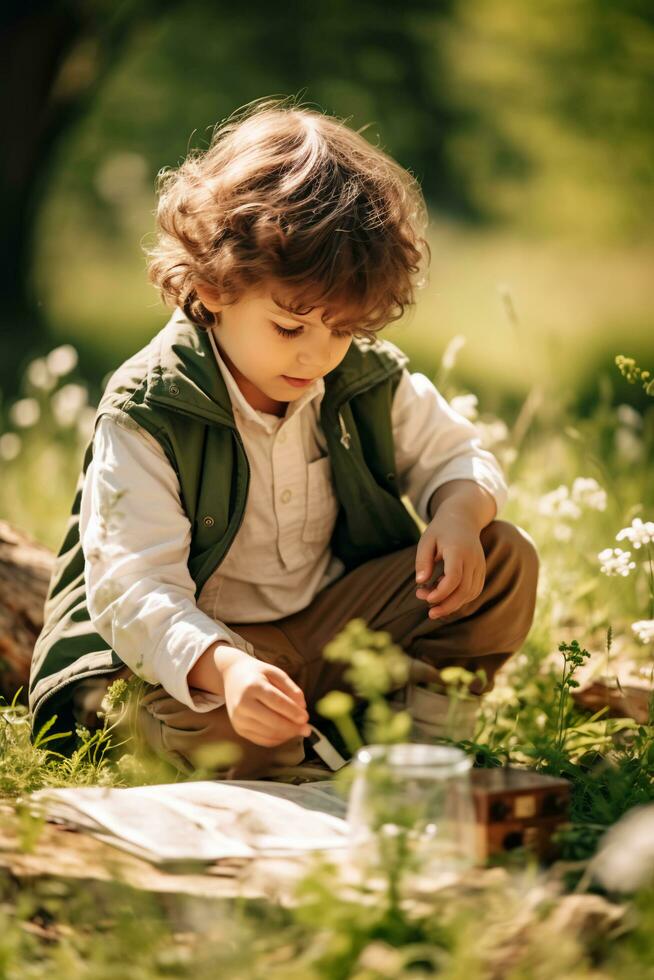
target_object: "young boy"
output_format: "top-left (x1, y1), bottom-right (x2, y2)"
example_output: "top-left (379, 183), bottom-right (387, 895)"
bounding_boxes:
top-left (29, 99), bottom-right (539, 779)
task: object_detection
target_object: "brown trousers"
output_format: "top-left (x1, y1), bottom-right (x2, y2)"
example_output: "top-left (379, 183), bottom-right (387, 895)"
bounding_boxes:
top-left (118, 519), bottom-right (539, 780)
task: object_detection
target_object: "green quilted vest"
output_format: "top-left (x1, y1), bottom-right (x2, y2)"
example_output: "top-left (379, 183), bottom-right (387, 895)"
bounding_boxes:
top-left (28, 310), bottom-right (421, 751)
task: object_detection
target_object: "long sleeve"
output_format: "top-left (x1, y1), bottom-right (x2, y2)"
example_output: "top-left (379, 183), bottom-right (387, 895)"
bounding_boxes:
top-left (390, 369), bottom-right (509, 524)
top-left (79, 415), bottom-right (255, 711)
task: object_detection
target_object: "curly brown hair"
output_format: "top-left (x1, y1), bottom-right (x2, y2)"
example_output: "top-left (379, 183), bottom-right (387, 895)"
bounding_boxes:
top-left (146, 96), bottom-right (430, 336)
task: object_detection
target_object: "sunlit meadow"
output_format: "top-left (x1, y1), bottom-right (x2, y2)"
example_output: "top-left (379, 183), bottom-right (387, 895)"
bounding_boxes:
top-left (0, 318), bottom-right (653, 975)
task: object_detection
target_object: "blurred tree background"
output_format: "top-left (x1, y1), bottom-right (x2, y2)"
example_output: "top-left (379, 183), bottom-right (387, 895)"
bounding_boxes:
top-left (2, 0), bottom-right (653, 419)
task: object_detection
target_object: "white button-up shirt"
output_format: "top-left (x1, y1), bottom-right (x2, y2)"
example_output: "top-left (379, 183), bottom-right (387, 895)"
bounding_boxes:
top-left (78, 324), bottom-right (508, 713)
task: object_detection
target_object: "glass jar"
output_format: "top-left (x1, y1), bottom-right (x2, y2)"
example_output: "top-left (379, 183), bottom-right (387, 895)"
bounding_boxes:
top-left (346, 743), bottom-right (477, 889)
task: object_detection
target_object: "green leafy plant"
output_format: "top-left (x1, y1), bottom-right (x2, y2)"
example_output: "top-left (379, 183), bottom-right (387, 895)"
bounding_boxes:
top-left (615, 355), bottom-right (654, 397)
top-left (317, 617), bottom-right (412, 752)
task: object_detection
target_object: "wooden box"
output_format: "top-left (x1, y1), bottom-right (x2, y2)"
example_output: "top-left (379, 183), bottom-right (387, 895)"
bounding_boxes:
top-left (470, 767), bottom-right (571, 862)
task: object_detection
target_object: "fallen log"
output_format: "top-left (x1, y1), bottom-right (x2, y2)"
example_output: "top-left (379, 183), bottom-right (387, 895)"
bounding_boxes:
top-left (572, 676), bottom-right (653, 725)
top-left (0, 520), bottom-right (54, 704)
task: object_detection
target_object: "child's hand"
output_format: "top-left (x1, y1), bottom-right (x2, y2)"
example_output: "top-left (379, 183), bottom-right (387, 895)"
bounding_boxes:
top-left (414, 514), bottom-right (487, 619)
top-left (222, 655), bottom-right (311, 747)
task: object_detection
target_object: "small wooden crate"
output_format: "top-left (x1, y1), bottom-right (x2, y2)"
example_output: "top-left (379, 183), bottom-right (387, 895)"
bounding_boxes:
top-left (470, 767), bottom-right (571, 862)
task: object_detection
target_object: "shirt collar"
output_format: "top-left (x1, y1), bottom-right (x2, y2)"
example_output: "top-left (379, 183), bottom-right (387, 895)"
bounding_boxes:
top-left (206, 326), bottom-right (325, 432)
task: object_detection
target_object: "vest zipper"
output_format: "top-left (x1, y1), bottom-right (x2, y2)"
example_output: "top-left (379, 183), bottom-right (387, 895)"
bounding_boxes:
top-left (334, 367), bottom-right (399, 451)
top-left (338, 411), bottom-right (351, 450)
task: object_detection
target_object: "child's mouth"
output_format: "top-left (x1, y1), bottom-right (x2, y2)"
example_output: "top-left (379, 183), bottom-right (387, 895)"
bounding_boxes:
top-left (281, 375), bottom-right (315, 388)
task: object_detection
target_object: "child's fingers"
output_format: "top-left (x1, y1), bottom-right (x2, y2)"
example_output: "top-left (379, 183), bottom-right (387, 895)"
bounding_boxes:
top-left (422, 563), bottom-right (463, 605)
top-left (415, 531), bottom-right (437, 583)
top-left (265, 664), bottom-right (307, 707)
top-left (241, 700), bottom-right (311, 741)
top-left (257, 682), bottom-right (309, 727)
top-left (415, 532), bottom-right (443, 585)
top-left (415, 573), bottom-right (444, 599)
top-left (428, 568), bottom-right (475, 617)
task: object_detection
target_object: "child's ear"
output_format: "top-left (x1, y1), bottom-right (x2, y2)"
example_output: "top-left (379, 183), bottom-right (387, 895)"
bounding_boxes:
top-left (195, 282), bottom-right (224, 312)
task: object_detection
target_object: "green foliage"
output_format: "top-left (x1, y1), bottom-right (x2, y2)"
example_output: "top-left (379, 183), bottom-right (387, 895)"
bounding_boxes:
top-left (616, 355), bottom-right (654, 397)
top-left (0, 674), bottom-right (179, 805)
top-left (317, 618), bottom-right (412, 759)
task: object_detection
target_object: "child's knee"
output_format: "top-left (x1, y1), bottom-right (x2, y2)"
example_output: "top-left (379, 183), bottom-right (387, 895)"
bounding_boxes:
top-left (482, 520), bottom-right (539, 582)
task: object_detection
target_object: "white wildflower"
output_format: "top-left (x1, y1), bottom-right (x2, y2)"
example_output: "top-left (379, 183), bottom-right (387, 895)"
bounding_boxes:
top-left (9, 398), bottom-right (40, 428)
top-left (46, 344), bottom-right (78, 378)
top-left (537, 485), bottom-right (582, 521)
top-left (476, 419), bottom-right (510, 449)
top-left (632, 620), bottom-right (654, 645)
top-left (499, 446), bottom-right (518, 467)
top-left (26, 357), bottom-right (56, 392)
top-left (450, 393), bottom-right (478, 421)
top-left (553, 523), bottom-right (573, 542)
top-left (616, 518), bottom-right (654, 549)
top-left (440, 335), bottom-right (466, 371)
top-left (615, 428), bottom-right (643, 464)
top-left (591, 804), bottom-right (654, 893)
top-left (0, 432), bottom-right (22, 460)
top-left (616, 404), bottom-right (642, 429)
top-left (51, 383), bottom-right (88, 428)
top-left (571, 477), bottom-right (607, 512)
top-left (598, 547), bottom-right (636, 577)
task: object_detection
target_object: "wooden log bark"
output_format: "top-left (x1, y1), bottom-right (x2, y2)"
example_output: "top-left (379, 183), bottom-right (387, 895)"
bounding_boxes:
top-left (572, 678), bottom-right (652, 725)
top-left (0, 520), bottom-right (54, 704)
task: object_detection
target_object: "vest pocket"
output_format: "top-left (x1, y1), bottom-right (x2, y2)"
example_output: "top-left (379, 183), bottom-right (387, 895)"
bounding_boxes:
top-left (302, 456), bottom-right (339, 543)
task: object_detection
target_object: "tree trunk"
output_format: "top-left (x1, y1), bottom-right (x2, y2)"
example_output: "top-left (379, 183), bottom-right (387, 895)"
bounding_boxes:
top-left (0, 520), bottom-right (54, 704)
top-left (0, 1), bottom-right (177, 399)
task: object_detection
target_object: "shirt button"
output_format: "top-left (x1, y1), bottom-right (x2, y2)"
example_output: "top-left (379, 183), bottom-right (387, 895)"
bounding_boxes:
top-left (278, 430), bottom-right (287, 444)
top-left (203, 516), bottom-right (215, 527)
top-left (281, 489), bottom-right (292, 504)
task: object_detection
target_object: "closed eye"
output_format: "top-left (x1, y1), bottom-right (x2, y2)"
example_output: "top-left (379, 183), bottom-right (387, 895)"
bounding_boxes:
top-left (273, 322), bottom-right (303, 339)
top-left (272, 322), bottom-right (351, 340)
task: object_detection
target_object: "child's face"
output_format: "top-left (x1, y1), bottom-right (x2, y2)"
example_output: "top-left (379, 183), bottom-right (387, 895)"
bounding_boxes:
top-left (195, 282), bottom-right (355, 414)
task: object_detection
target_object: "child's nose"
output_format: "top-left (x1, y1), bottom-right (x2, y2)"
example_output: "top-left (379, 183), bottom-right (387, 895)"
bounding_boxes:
top-left (304, 332), bottom-right (333, 359)
top-left (297, 357), bottom-right (328, 376)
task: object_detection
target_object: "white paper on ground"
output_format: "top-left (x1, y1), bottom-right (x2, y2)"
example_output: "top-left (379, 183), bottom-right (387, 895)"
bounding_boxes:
top-left (28, 780), bottom-right (350, 866)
